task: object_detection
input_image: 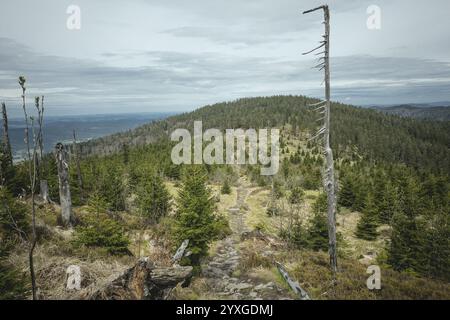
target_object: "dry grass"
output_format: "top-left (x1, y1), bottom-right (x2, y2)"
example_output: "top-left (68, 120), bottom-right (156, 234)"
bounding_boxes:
top-left (8, 243), bottom-right (131, 300)
top-left (234, 238), bottom-right (450, 300)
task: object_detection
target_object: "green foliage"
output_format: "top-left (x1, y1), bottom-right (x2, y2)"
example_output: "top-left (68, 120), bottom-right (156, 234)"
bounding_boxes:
top-left (266, 203), bottom-right (280, 217)
top-left (272, 180), bottom-right (284, 199)
top-left (136, 173), bottom-right (171, 224)
top-left (0, 187), bottom-right (29, 239)
top-left (307, 193), bottom-right (329, 252)
top-left (174, 166), bottom-right (219, 268)
top-left (73, 195), bottom-right (130, 255)
top-left (338, 174), bottom-right (355, 208)
top-left (355, 194), bottom-right (379, 241)
top-left (0, 242), bottom-right (29, 300)
top-left (97, 166), bottom-right (126, 211)
top-left (220, 179), bottom-right (231, 195)
top-left (289, 220), bottom-right (309, 249)
top-left (387, 211), bottom-right (422, 273)
top-left (288, 186), bottom-right (304, 204)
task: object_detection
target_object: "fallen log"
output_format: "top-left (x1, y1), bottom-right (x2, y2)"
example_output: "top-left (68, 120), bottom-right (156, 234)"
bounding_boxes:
top-left (276, 262), bottom-right (311, 300)
top-left (84, 258), bottom-right (192, 300)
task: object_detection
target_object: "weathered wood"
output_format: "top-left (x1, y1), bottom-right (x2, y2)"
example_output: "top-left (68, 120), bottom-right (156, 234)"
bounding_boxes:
top-left (1, 102), bottom-right (12, 166)
top-left (37, 96), bottom-right (44, 160)
top-left (55, 142), bottom-right (73, 227)
top-left (276, 262), bottom-right (310, 300)
top-left (39, 179), bottom-right (51, 203)
top-left (303, 4), bottom-right (338, 275)
top-left (72, 130), bottom-right (84, 202)
top-left (84, 258), bottom-right (192, 300)
top-left (172, 239), bottom-right (189, 264)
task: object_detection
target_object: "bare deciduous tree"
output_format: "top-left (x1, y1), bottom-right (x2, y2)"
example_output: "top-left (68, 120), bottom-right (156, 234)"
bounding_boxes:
top-left (19, 76), bottom-right (39, 300)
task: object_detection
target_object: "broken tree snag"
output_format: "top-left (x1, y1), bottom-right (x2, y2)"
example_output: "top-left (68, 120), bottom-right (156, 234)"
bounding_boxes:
top-left (172, 239), bottom-right (189, 264)
top-left (72, 130), bottom-right (84, 202)
top-left (1, 102), bottom-right (12, 166)
top-left (54, 143), bottom-right (73, 227)
top-left (39, 180), bottom-right (51, 204)
top-left (85, 258), bottom-right (193, 300)
top-left (276, 262), bottom-right (311, 300)
top-left (303, 5), bottom-right (338, 275)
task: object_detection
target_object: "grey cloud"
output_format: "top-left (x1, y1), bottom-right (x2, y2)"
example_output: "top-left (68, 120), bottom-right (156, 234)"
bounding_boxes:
top-left (1, 36), bottom-right (450, 117)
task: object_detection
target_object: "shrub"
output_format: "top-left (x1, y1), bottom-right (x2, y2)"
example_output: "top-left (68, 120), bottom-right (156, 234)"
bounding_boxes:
top-left (0, 242), bottom-right (29, 299)
top-left (73, 195), bottom-right (130, 255)
top-left (288, 186), bottom-right (305, 204)
top-left (136, 173), bottom-right (171, 224)
top-left (221, 179), bottom-right (231, 195)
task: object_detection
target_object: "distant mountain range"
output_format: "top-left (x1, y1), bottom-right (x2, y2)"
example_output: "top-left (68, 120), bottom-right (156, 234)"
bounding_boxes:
top-left (370, 103), bottom-right (450, 121)
top-left (2, 112), bottom-right (174, 161)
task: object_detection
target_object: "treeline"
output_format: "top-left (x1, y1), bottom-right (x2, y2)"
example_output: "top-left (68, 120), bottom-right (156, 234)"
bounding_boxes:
top-left (79, 95), bottom-right (450, 175)
top-left (1, 94), bottom-right (449, 296)
top-left (339, 162), bottom-right (449, 280)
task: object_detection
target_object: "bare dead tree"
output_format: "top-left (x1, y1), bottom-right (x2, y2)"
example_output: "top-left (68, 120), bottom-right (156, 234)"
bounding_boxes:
top-left (72, 129), bottom-right (84, 202)
top-left (303, 5), bottom-right (338, 275)
top-left (19, 76), bottom-right (38, 300)
top-left (55, 142), bottom-right (74, 227)
top-left (33, 95), bottom-right (50, 203)
top-left (37, 96), bottom-right (44, 160)
top-left (2, 102), bottom-right (12, 166)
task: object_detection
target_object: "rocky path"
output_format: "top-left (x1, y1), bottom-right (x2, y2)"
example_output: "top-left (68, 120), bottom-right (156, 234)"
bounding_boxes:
top-left (201, 176), bottom-right (292, 300)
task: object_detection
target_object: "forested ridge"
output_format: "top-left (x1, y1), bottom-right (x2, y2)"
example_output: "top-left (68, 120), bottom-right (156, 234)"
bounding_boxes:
top-left (1, 95), bottom-right (449, 299)
top-left (79, 96), bottom-right (450, 174)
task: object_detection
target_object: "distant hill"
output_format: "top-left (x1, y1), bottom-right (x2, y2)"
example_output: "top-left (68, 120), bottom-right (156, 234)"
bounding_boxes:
top-left (371, 104), bottom-right (450, 121)
top-left (79, 95), bottom-right (450, 174)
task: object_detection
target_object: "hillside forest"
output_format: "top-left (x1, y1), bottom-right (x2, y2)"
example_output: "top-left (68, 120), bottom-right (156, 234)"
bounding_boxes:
top-left (0, 79), bottom-right (449, 299)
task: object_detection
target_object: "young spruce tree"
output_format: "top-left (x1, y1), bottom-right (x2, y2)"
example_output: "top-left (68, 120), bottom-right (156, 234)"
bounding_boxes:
top-left (355, 194), bottom-right (378, 240)
top-left (175, 166), bottom-right (217, 269)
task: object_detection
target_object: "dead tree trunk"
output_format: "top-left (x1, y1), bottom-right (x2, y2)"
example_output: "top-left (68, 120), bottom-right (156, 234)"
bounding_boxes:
top-left (84, 258), bottom-right (193, 300)
top-left (37, 96), bottom-right (44, 161)
top-left (72, 130), bottom-right (84, 202)
top-left (39, 180), bottom-right (51, 203)
top-left (55, 143), bottom-right (73, 227)
top-left (303, 5), bottom-right (338, 275)
top-left (35, 96), bottom-right (50, 203)
top-left (1, 102), bottom-right (12, 166)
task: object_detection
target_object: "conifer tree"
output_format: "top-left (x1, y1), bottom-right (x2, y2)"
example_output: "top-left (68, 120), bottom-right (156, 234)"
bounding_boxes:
top-left (307, 193), bottom-right (329, 251)
top-left (221, 178), bottom-right (231, 195)
top-left (74, 194), bottom-right (130, 255)
top-left (377, 181), bottom-right (399, 224)
top-left (174, 166), bottom-right (217, 268)
top-left (355, 194), bottom-right (378, 240)
top-left (388, 207), bottom-right (422, 273)
top-left (338, 174), bottom-right (355, 208)
top-left (136, 173), bottom-right (171, 224)
top-left (288, 186), bottom-right (304, 204)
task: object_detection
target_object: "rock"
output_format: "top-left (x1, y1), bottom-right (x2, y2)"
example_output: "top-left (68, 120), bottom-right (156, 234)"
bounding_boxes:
top-left (227, 282), bottom-right (253, 292)
top-left (254, 284), bottom-right (265, 291)
top-left (249, 291), bottom-right (258, 298)
top-left (240, 229), bottom-right (267, 241)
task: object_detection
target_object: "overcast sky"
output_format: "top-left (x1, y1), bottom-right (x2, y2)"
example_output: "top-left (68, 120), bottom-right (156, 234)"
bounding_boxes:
top-left (1, 0), bottom-right (450, 116)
